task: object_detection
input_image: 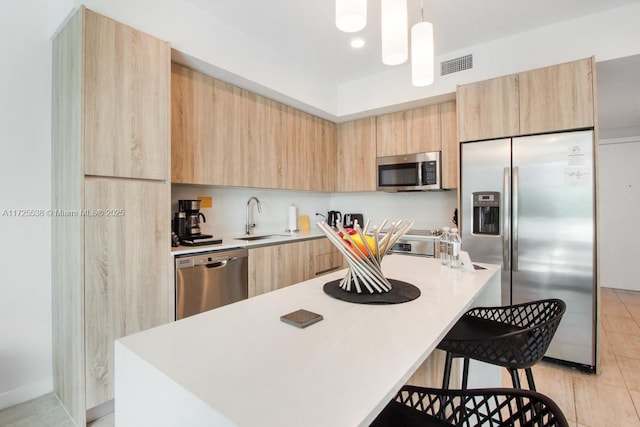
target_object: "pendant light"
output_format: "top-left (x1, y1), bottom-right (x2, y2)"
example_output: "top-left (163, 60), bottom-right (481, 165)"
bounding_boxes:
top-left (381, 0), bottom-right (408, 65)
top-left (336, 0), bottom-right (367, 33)
top-left (411, 1), bottom-right (434, 86)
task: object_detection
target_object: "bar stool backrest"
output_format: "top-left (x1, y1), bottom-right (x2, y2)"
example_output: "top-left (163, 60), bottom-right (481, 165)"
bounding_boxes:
top-left (448, 299), bottom-right (566, 369)
top-left (377, 385), bottom-right (570, 427)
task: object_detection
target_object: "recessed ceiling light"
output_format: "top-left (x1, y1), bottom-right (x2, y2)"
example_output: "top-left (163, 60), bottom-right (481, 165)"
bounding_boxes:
top-left (350, 38), bottom-right (365, 48)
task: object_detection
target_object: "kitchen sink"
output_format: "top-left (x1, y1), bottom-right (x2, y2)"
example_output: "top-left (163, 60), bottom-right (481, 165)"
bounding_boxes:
top-left (234, 234), bottom-right (293, 241)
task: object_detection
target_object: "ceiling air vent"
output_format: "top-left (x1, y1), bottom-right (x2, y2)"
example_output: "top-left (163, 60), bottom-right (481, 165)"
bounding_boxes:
top-left (440, 54), bottom-right (473, 76)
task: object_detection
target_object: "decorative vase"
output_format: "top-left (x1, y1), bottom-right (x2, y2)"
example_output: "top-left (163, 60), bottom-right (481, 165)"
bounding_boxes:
top-left (317, 219), bottom-right (414, 294)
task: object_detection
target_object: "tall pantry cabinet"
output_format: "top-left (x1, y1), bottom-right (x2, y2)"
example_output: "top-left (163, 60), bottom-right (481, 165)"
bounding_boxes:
top-left (52, 7), bottom-right (172, 424)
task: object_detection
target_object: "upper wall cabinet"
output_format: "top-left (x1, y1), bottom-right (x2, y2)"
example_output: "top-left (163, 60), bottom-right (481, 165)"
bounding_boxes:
top-left (518, 57), bottom-right (594, 135)
top-left (440, 101), bottom-right (458, 189)
top-left (376, 111), bottom-right (407, 157)
top-left (376, 104), bottom-right (445, 156)
top-left (406, 104), bottom-right (442, 154)
top-left (311, 116), bottom-right (338, 191)
top-left (337, 117), bottom-right (377, 192)
top-left (171, 63), bottom-right (225, 185)
top-left (83, 11), bottom-right (169, 179)
top-left (283, 108), bottom-right (337, 191)
top-left (457, 75), bottom-right (520, 142)
top-left (457, 57), bottom-right (595, 142)
top-left (171, 64), bottom-right (336, 191)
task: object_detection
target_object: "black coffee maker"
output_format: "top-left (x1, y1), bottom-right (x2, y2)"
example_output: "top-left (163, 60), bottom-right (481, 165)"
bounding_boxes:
top-left (174, 200), bottom-right (211, 239)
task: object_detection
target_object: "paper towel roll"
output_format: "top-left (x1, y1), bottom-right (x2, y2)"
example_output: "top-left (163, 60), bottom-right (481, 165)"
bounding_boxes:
top-left (287, 205), bottom-right (298, 232)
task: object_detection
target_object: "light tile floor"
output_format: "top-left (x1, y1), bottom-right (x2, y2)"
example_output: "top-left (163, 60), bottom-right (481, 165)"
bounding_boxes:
top-left (502, 287), bottom-right (640, 427)
top-left (1, 287), bottom-right (639, 426)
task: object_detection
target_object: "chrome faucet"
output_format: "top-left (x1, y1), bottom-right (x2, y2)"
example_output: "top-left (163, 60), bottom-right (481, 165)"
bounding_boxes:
top-left (245, 196), bottom-right (262, 235)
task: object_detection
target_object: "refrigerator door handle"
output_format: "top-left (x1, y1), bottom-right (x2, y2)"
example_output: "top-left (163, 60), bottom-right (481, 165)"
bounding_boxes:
top-left (513, 166), bottom-right (519, 272)
top-left (503, 167), bottom-right (510, 271)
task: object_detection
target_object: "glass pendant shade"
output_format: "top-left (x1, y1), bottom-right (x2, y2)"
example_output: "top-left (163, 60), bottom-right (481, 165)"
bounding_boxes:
top-left (411, 21), bottom-right (434, 86)
top-left (381, 0), bottom-right (408, 65)
top-left (336, 0), bottom-right (367, 33)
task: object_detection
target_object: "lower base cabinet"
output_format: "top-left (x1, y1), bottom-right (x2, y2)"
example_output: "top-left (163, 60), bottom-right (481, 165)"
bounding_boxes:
top-left (248, 238), bottom-right (344, 297)
top-left (312, 238), bottom-right (344, 276)
top-left (249, 240), bottom-right (313, 297)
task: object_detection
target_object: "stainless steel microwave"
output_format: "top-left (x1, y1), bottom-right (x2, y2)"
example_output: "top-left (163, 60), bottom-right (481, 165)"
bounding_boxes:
top-left (377, 151), bottom-right (442, 191)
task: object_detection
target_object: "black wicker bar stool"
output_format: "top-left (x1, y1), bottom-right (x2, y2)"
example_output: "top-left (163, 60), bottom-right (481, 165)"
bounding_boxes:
top-left (437, 299), bottom-right (566, 391)
top-left (370, 385), bottom-right (570, 427)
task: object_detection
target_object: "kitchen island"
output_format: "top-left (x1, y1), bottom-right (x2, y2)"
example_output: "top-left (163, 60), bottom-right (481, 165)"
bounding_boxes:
top-left (115, 255), bottom-right (500, 426)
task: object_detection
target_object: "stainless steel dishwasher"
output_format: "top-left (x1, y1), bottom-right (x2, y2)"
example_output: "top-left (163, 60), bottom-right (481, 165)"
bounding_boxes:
top-left (175, 247), bottom-right (249, 320)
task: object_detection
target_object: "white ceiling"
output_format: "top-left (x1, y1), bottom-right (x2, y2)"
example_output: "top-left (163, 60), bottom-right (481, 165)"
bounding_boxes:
top-left (184, 0), bottom-right (640, 85)
top-left (178, 0), bottom-right (640, 133)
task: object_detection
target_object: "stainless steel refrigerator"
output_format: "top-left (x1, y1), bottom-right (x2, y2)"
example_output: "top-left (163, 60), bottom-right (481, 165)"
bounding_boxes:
top-left (461, 130), bottom-right (596, 370)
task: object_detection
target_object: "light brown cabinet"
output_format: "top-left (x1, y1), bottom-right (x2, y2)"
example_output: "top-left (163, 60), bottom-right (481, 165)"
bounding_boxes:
top-left (83, 10), bottom-right (169, 180)
top-left (250, 97), bottom-right (286, 189)
top-left (52, 7), bottom-right (171, 425)
top-left (223, 84), bottom-right (252, 187)
top-left (171, 63), bottom-right (225, 185)
top-left (457, 57), bottom-right (595, 142)
top-left (224, 85), bottom-right (288, 188)
top-left (518, 57), bottom-right (594, 134)
top-left (84, 179), bottom-right (170, 408)
top-left (314, 117), bottom-right (338, 191)
top-left (171, 65), bottom-right (336, 191)
top-left (440, 101), bottom-right (458, 189)
top-left (406, 104), bottom-right (442, 154)
top-left (377, 104), bottom-right (444, 156)
top-left (312, 238), bottom-right (344, 275)
top-left (337, 117), bottom-right (377, 192)
top-left (376, 111), bottom-right (406, 157)
top-left (249, 240), bottom-right (314, 297)
top-left (249, 238), bottom-right (344, 297)
top-left (457, 74), bottom-right (520, 142)
top-left (291, 112), bottom-right (337, 191)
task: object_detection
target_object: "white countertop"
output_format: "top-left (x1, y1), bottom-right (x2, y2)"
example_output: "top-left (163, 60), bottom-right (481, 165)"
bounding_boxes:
top-left (171, 227), bottom-right (444, 257)
top-left (171, 229), bottom-right (326, 256)
top-left (115, 256), bottom-right (500, 426)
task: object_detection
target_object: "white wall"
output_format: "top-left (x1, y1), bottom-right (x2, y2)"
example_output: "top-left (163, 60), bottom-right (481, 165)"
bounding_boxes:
top-left (597, 137), bottom-right (640, 291)
top-left (330, 191), bottom-right (458, 231)
top-left (171, 185), bottom-right (332, 237)
top-left (0, 1), bottom-right (54, 409)
top-left (172, 185), bottom-right (458, 236)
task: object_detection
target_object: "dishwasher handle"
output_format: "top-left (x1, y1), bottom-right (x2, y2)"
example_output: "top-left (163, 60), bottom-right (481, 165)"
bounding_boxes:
top-left (206, 260), bottom-right (228, 269)
top-left (205, 256), bottom-right (244, 269)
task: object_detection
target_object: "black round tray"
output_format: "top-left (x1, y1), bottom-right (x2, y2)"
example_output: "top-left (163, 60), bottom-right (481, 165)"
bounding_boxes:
top-left (323, 278), bottom-right (421, 304)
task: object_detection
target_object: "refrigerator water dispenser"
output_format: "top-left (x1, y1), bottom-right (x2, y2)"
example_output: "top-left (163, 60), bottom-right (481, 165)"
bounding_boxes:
top-left (472, 192), bottom-right (500, 235)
